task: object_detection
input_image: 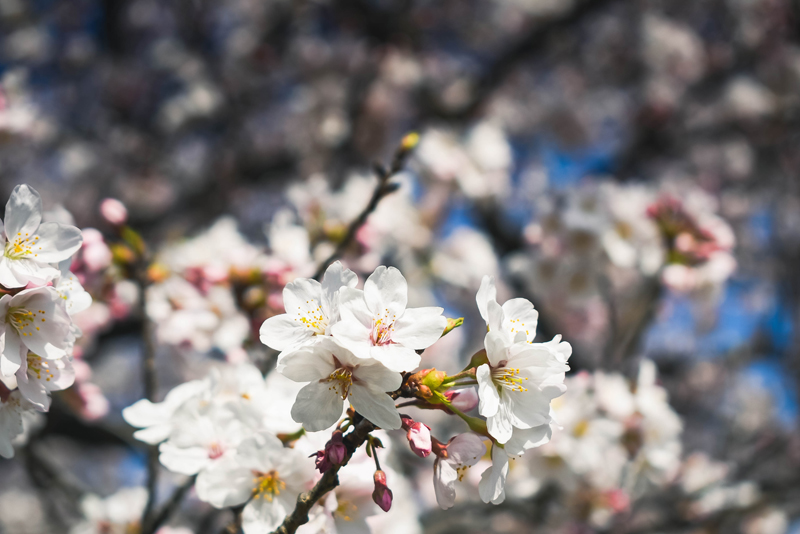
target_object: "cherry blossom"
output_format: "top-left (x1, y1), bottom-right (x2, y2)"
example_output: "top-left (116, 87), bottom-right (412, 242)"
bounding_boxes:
top-left (195, 431), bottom-right (314, 534)
top-left (277, 337), bottom-right (402, 431)
top-left (0, 286), bottom-right (72, 376)
top-left (0, 185), bottom-right (83, 288)
top-left (260, 261), bottom-right (358, 359)
top-left (433, 433), bottom-right (486, 509)
top-left (332, 266), bottom-right (447, 372)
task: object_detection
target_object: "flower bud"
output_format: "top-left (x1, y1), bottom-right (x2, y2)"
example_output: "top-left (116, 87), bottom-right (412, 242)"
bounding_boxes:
top-left (100, 198), bottom-right (128, 225)
top-left (310, 450), bottom-right (333, 473)
top-left (325, 430), bottom-right (347, 465)
top-left (372, 470), bottom-right (393, 512)
top-left (401, 416), bottom-right (432, 458)
top-left (445, 388), bottom-right (479, 412)
top-left (420, 368), bottom-right (446, 390)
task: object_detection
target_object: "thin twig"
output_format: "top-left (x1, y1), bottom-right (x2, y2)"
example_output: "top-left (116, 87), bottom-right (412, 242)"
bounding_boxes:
top-left (312, 135), bottom-right (418, 281)
top-left (135, 253), bottom-right (160, 530)
top-left (142, 475), bottom-right (197, 534)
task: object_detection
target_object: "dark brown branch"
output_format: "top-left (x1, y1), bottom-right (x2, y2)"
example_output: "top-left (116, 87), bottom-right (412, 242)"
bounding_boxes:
top-left (271, 416), bottom-right (377, 534)
top-left (312, 136), bottom-right (417, 281)
top-left (135, 249), bottom-right (160, 530)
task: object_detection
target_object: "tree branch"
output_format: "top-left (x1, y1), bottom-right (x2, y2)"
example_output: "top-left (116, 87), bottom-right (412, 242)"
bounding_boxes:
top-left (271, 416), bottom-right (377, 534)
top-left (312, 134), bottom-right (418, 280)
top-left (142, 475), bottom-right (197, 534)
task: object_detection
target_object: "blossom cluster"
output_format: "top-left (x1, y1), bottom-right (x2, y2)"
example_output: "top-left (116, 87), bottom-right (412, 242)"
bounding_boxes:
top-left (0, 185), bottom-right (89, 458)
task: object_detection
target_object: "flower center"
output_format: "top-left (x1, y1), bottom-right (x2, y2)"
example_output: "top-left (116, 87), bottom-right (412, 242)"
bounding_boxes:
top-left (296, 300), bottom-right (327, 335)
top-left (4, 233), bottom-right (41, 260)
top-left (7, 306), bottom-right (46, 337)
top-left (252, 470), bottom-right (286, 501)
top-left (334, 500), bottom-right (357, 521)
top-left (26, 354), bottom-right (53, 383)
top-left (325, 363), bottom-right (354, 400)
top-left (492, 366), bottom-right (528, 393)
top-left (370, 310), bottom-right (397, 346)
top-left (456, 465), bottom-right (470, 481)
top-left (207, 442), bottom-right (225, 460)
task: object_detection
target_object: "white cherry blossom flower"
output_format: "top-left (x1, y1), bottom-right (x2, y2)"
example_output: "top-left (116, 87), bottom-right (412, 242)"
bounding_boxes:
top-left (54, 261), bottom-right (92, 316)
top-left (0, 185), bottom-right (83, 289)
top-left (122, 379), bottom-right (207, 444)
top-left (332, 266), bottom-right (447, 372)
top-left (196, 431), bottom-right (314, 534)
top-left (0, 286), bottom-right (72, 376)
top-left (159, 403), bottom-right (252, 476)
top-left (277, 337), bottom-right (402, 431)
top-left (260, 261), bottom-right (358, 358)
top-left (476, 339), bottom-right (569, 444)
top-left (70, 487), bottom-right (148, 534)
top-left (476, 275), bottom-right (539, 350)
top-left (433, 433), bottom-right (486, 510)
top-left (475, 276), bottom-right (571, 444)
top-left (9, 352), bottom-right (75, 411)
top-left (0, 387), bottom-right (29, 458)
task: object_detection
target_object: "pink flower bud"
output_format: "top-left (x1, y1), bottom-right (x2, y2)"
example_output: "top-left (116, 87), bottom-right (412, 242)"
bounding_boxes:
top-left (100, 198), bottom-right (128, 225)
top-left (310, 450), bottom-right (333, 473)
top-left (325, 431), bottom-right (347, 465)
top-left (372, 470), bottom-right (393, 512)
top-left (445, 388), bottom-right (479, 412)
top-left (401, 416), bottom-right (432, 458)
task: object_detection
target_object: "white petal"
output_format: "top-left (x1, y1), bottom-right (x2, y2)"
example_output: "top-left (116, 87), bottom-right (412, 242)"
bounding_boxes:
top-left (484, 331), bottom-right (508, 367)
top-left (277, 346), bottom-right (334, 382)
top-left (5, 185), bottom-right (42, 239)
top-left (260, 314), bottom-right (315, 352)
top-left (16, 367), bottom-right (49, 411)
top-left (1, 331), bottom-right (22, 376)
top-left (0, 257), bottom-right (25, 288)
top-left (478, 445), bottom-right (508, 504)
top-left (391, 307), bottom-right (447, 349)
top-left (364, 266), bottom-right (407, 318)
top-left (486, 300), bottom-right (505, 335)
top-left (159, 442), bottom-right (211, 475)
top-left (433, 459), bottom-right (458, 510)
top-left (447, 433), bottom-right (486, 466)
top-left (475, 275), bottom-right (496, 324)
top-left (352, 360), bottom-right (402, 393)
top-left (487, 401), bottom-right (514, 444)
top-left (476, 364), bottom-right (499, 418)
top-left (7, 258), bottom-right (59, 286)
top-left (504, 425), bottom-right (552, 456)
top-left (329, 308), bottom-right (372, 360)
top-left (282, 277), bottom-right (323, 320)
top-left (291, 380), bottom-right (344, 432)
top-left (195, 457), bottom-right (253, 508)
top-left (369, 344), bottom-right (419, 373)
top-left (501, 298), bottom-right (538, 341)
top-left (28, 222), bottom-right (83, 263)
top-left (348, 384), bottom-right (401, 430)
top-left (242, 494), bottom-right (291, 534)
top-left (321, 261), bottom-right (357, 318)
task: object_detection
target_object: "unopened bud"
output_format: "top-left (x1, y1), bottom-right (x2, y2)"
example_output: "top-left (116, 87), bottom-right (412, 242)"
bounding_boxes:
top-left (372, 470), bottom-right (393, 512)
top-left (445, 388), bottom-right (479, 412)
top-left (400, 132), bottom-right (420, 152)
top-left (100, 198), bottom-right (128, 225)
top-left (310, 450), bottom-right (332, 473)
top-left (401, 416), bottom-right (432, 458)
top-left (325, 430), bottom-right (347, 465)
top-left (420, 369), bottom-right (446, 390)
